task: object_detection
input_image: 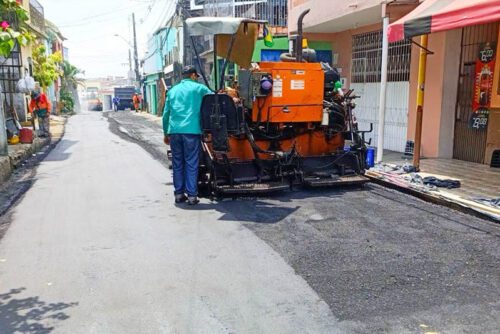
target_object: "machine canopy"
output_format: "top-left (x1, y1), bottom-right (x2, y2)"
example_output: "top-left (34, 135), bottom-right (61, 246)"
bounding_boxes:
top-left (186, 17), bottom-right (267, 68)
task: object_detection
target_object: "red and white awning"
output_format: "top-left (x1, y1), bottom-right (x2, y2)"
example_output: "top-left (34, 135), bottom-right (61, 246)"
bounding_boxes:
top-left (388, 0), bottom-right (500, 42)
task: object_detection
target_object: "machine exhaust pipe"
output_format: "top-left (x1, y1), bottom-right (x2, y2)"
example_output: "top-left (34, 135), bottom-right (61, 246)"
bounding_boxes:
top-left (296, 9), bottom-right (310, 63)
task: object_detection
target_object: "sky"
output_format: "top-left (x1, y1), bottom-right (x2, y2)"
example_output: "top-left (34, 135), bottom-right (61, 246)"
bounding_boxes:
top-left (41, 0), bottom-right (177, 78)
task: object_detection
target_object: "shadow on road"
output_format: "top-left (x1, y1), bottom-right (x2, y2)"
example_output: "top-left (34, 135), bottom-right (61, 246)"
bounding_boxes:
top-left (43, 140), bottom-right (78, 162)
top-left (218, 200), bottom-right (300, 224)
top-left (179, 185), bottom-right (368, 224)
top-left (0, 287), bottom-right (78, 333)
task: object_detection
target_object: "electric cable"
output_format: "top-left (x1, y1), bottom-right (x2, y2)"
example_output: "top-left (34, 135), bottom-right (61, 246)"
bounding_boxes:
top-left (57, 4), bottom-right (144, 28)
top-left (142, 0), bottom-right (179, 62)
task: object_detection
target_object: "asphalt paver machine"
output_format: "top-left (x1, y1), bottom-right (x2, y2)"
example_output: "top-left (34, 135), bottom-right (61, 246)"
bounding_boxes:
top-left (186, 11), bottom-right (372, 197)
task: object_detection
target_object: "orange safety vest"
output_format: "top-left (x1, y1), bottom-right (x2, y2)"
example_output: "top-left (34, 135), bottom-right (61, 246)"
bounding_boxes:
top-left (29, 93), bottom-right (52, 114)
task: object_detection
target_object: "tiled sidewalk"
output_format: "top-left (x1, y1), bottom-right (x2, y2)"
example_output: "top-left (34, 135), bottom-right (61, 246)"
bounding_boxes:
top-left (367, 151), bottom-right (500, 221)
top-left (418, 158), bottom-right (500, 199)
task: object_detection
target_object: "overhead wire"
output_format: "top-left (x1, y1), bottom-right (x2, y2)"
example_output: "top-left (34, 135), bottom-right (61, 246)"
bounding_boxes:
top-left (57, 4), bottom-right (144, 28)
top-left (60, 15), bottom-right (132, 30)
top-left (139, 0), bottom-right (158, 22)
top-left (142, 0), bottom-right (180, 62)
top-left (148, 0), bottom-right (175, 32)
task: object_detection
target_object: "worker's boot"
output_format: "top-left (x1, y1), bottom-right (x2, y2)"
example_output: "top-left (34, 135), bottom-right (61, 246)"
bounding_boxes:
top-left (175, 194), bottom-right (187, 204)
top-left (187, 196), bottom-right (199, 206)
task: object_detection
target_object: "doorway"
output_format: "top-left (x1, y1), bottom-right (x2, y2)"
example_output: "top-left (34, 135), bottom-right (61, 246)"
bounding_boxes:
top-left (453, 23), bottom-right (499, 163)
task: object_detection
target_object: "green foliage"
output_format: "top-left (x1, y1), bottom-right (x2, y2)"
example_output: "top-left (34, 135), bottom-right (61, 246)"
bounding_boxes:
top-left (61, 60), bottom-right (84, 91)
top-left (60, 60), bottom-right (83, 113)
top-left (60, 89), bottom-right (74, 113)
top-left (0, 0), bottom-right (33, 57)
top-left (32, 44), bottom-right (62, 89)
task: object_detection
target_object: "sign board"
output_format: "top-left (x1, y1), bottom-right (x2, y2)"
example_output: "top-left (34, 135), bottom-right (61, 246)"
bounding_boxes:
top-left (290, 80), bottom-right (305, 90)
top-left (492, 30), bottom-right (500, 108)
top-left (469, 107), bottom-right (489, 130)
top-left (273, 77), bottom-right (283, 97)
top-left (470, 42), bottom-right (496, 129)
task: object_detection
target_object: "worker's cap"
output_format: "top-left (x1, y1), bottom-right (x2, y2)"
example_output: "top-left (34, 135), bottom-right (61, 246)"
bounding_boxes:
top-left (182, 65), bottom-right (199, 77)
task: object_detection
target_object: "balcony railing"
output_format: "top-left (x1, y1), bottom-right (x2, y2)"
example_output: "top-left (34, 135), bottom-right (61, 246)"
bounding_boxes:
top-left (203, 0), bottom-right (288, 27)
top-left (29, 0), bottom-right (45, 32)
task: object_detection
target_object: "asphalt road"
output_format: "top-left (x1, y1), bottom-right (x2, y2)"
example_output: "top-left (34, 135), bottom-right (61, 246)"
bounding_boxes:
top-left (0, 110), bottom-right (498, 333)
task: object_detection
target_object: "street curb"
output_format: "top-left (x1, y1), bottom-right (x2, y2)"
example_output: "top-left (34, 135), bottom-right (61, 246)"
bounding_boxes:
top-left (0, 117), bottom-right (69, 218)
top-left (8, 137), bottom-right (51, 169)
top-left (0, 157), bottom-right (10, 184)
top-left (367, 175), bottom-right (499, 223)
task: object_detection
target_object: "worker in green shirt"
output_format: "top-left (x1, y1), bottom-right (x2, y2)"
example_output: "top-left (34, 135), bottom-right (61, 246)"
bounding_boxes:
top-left (163, 66), bottom-right (212, 205)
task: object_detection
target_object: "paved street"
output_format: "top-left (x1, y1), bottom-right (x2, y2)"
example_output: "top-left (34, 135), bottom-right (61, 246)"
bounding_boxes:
top-left (0, 111), bottom-right (499, 333)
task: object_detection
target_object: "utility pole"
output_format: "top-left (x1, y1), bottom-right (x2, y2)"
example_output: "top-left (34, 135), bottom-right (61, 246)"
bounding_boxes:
top-left (128, 49), bottom-right (133, 86)
top-left (376, 1), bottom-right (389, 163)
top-left (132, 13), bottom-right (140, 89)
top-left (0, 88), bottom-right (8, 155)
top-left (128, 49), bottom-right (132, 72)
top-left (181, 0), bottom-right (189, 66)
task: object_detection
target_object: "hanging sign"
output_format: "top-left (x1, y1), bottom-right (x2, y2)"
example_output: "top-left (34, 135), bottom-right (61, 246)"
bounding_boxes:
top-left (470, 42), bottom-right (496, 129)
top-left (469, 107), bottom-right (489, 130)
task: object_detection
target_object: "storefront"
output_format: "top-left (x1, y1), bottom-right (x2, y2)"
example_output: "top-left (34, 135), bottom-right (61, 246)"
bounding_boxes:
top-left (288, 0), bottom-right (418, 153)
top-left (454, 23), bottom-right (499, 164)
top-left (389, 0), bottom-right (500, 165)
top-left (487, 29), bottom-right (500, 166)
top-left (350, 30), bottom-right (412, 152)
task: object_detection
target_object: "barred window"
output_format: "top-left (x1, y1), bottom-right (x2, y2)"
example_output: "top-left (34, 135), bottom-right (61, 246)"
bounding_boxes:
top-left (351, 30), bottom-right (412, 83)
top-left (202, 0), bottom-right (288, 27)
top-left (0, 43), bottom-right (23, 96)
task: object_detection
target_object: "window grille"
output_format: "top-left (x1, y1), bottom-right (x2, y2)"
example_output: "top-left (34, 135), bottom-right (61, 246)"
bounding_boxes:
top-left (351, 30), bottom-right (411, 83)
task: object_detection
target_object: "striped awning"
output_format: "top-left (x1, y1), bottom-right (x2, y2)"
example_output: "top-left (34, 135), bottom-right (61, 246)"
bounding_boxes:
top-left (388, 0), bottom-right (500, 42)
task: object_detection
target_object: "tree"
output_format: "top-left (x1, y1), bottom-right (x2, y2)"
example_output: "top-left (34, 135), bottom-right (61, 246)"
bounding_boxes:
top-left (60, 60), bottom-right (84, 113)
top-left (32, 44), bottom-right (62, 89)
top-left (0, 0), bottom-right (32, 57)
top-left (61, 60), bottom-right (84, 92)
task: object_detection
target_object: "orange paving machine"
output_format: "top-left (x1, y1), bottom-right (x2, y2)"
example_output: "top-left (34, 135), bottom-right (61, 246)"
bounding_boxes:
top-left (186, 12), bottom-right (372, 196)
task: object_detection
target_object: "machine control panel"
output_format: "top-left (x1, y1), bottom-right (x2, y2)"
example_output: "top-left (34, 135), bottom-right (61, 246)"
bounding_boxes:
top-left (239, 70), bottom-right (272, 109)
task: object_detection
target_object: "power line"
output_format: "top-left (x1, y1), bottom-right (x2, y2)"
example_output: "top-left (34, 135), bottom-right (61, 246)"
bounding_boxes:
top-left (57, 4), bottom-right (144, 28)
top-left (149, 0), bottom-right (176, 32)
top-left (139, 0), bottom-right (158, 23)
top-left (60, 15), bottom-right (129, 29)
top-left (142, 1), bottom-right (180, 62)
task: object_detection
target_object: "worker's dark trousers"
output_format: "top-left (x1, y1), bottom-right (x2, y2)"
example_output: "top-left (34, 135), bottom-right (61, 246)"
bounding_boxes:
top-left (169, 134), bottom-right (200, 197)
top-left (38, 115), bottom-right (50, 137)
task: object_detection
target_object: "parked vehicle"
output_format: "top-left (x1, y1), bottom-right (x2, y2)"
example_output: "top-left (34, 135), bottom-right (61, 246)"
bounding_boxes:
top-left (113, 87), bottom-right (135, 110)
top-left (88, 98), bottom-right (103, 111)
top-left (85, 87), bottom-right (103, 111)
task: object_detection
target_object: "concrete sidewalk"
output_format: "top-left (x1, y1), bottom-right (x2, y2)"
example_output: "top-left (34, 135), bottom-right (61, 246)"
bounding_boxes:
top-left (367, 151), bottom-right (500, 221)
top-left (0, 115), bottom-right (67, 185)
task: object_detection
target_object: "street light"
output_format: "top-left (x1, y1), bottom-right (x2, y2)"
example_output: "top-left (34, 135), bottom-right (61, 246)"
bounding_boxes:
top-left (113, 31), bottom-right (140, 88)
top-left (114, 33), bottom-right (133, 71)
top-left (114, 34), bottom-right (132, 47)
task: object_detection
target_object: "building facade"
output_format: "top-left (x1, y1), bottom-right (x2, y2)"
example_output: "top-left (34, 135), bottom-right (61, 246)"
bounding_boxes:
top-left (289, 0), bottom-right (500, 165)
top-left (143, 26), bottom-right (182, 115)
top-left (45, 19), bottom-right (66, 114)
top-left (289, 0), bottom-right (417, 154)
